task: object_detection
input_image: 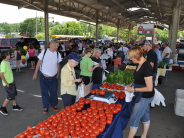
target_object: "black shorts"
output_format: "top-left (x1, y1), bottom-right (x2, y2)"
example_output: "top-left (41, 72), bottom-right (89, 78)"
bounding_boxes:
top-left (80, 75), bottom-right (92, 85)
top-left (30, 57), bottom-right (34, 61)
top-left (5, 82), bottom-right (17, 100)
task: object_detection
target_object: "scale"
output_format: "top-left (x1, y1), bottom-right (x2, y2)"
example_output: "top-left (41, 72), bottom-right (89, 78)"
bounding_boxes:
top-left (92, 92), bottom-right (118, 104)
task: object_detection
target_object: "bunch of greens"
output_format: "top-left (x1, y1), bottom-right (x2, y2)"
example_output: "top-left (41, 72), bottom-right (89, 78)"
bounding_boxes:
top-left (104, 70), bottom-right (134, 85)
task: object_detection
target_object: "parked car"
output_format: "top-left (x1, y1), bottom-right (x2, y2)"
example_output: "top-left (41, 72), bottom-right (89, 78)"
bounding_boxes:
top-left (0, 37), bottom-right (40, 49)
top-left (60, 40), bottom-right (70, 49)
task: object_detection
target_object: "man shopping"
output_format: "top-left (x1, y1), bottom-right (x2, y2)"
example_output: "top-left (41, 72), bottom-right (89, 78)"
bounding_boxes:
top-left (33, 39), bottom-right (62, 114)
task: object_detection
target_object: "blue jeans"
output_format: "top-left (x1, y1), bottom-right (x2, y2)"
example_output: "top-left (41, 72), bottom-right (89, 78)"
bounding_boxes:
top-left (163, 58), bottom-right (170, 63)
top-left (130, 96), bottom-right (154, 129)
top-left (153, 72), bottom-right (157, 83)
top-left (92, 84), bottom-right (101, 90)
top-left (61, 94), bottom-right (76, 108)
top-left (40, 72), bottom-right (58, 108)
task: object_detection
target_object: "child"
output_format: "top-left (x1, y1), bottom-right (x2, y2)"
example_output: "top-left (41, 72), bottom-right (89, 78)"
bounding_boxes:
top-left (0, 51), bottom-right (23, 115)
top-left (28, 44), bottom-right (35, 69)
top-left (13, 46), bottom-right (21, 72)
top-left (113, 54), bottom-right (121, 72)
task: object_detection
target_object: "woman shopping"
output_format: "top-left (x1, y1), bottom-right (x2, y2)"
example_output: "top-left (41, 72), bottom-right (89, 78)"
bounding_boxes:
top-left (61, 52), bottom-right (82, 108)
top-left (126, 46), bottom-right (154, 138)
top-left (91, 48), bottom-right (103, 90)
top-left (80, 48), bottom-right (99, 96)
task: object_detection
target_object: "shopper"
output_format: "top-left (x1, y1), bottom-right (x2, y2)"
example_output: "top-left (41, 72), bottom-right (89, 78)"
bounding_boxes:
top-left (78, 40), bottom-right (83, 54)
top-left (162, 43), bottom-right (172, 63)
top-left (61, 42), bottom-right (66, 58)
top-left (34, 47), bottom-right (39, 66)
top-left (61, 52), bottom-right (82, 108)
top-left (153, 45), bottom-right (162, 62)
top-left (80, 48), bottom-right (99, 96)
top-left (0, 51), bottom-right (23, 115)
top-left (13, 46), bottom-right (21, 72)
top-left (28, 44), bottom-right (35, 69)
top-left (91, 48), bottom-right (103, 90)
top-left (33, 39), bottom-right (62, 114)
top-left (126, 46), bottom-right (154, 138)
top-left (142, 40), bottom-right (158, 83)
top-left (113, 54), bottom-right (121, 72)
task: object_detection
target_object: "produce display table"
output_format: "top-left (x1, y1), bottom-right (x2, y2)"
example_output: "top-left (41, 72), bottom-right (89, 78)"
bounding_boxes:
top-left (85, 94), bottom-right (134, 138)
top-left (9, 59), bottom-right (27, 70)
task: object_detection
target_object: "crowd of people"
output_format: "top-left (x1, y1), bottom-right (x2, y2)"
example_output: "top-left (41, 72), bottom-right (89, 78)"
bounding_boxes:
top-left (0, 37), bottom-right (173, 138)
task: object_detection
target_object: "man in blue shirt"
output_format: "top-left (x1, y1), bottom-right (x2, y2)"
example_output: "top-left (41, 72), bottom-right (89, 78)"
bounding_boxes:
top-left (153, 45), bottom-right (162, 62)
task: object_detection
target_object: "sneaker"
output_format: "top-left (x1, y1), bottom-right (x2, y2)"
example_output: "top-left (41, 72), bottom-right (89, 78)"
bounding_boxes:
top-left (30, 67), bottom-right (34, 69)
top-left (12, 104), bottom-right (23, 111)
top-left (0, 106), bottom-right (9, 115)
top-left (43, 108), bottom-right (48, 114)
top-left (51, 106), bottom-right (59, 111)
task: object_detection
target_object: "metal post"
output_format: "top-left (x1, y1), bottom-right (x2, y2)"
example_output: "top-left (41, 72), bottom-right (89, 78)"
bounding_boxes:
top-left (96, 10), bottom-right (98, 47)
top-left (117, 19), bottom-right (120, 43)
top-left (44, 0), bottom-right (49, 48)
top-left (170, 0), bottom-right (181, 54)
top-left (168, 23), bottom-right (173, 47)
top-left (36, 11), bottom-right (37, 35)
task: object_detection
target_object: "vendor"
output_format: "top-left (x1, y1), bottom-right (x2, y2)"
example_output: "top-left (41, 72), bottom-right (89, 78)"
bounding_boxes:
top-left (126, 46), bottom-right (154, 138)
top-left (60, 52), bottom-right (82, 108)
top-left (16, 37), bottom-right (26, 48)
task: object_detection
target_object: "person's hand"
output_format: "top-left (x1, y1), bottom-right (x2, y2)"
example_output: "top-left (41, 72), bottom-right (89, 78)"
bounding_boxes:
top-left (33, 73), bottom-right (37, 80)
top-left (56, 73), bottom-right (59, 79)
top-left (126, 87), bottom-right (134, 93)
top-left (6, 84), bottom-right (9, 88)
top-left (76, 78), bottom-right (82, 82)
top-left (95, 64), bottom-right (99, 68)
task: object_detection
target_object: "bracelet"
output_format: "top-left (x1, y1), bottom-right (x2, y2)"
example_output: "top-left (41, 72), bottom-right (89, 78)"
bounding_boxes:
top-left (134, 88), bottom-right (136, 92)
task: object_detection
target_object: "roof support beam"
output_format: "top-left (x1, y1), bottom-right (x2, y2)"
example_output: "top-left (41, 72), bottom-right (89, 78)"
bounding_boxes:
top-left (156, 0), bottom-right (163, 18)
top-left (20, 0), bottom-right (44, 11)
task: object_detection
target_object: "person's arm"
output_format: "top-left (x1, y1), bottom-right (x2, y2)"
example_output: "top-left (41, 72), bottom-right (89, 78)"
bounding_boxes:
top-left (150, 62), bottom-right (154, 68)
top-left (126, 76), bottom-right (153, 93)
top-left (33, 60), bottom-right (41, 80)
top-left (56, 63), bottom-right (60, 79)
top-left (0, 73), bottom-right (9, 87)
top-left (88, 64), bottom-right (99, 72)
top-left (164, 53), bottom-right (169, 59)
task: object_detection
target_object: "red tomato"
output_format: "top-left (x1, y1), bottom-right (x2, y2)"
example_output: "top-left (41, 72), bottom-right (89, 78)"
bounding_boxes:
top-left (27, 126), bottom-right (33, 131)
top-left (40, 129), bottom-right (45, 135)
top-left (52, 122), bottom-right (58, 127)
top-left (79, 97), bottom-right (85, 102)
top-left (29, 130), bottom-right (34, 135)
top-left (91, 90), bottom-right (96, 95)
top-left (78, 133), bottom-right (85, 138)
top-left (88, 128), bottom-right (93, 133)
top-left (69, 129), bottom-right (75, 134)
top-left (98, 126), bottom-right (104, 133)
top-left (99, 90), bottom-right (105, 96)
top-left (26, 134), bottom-right (33, 138)
top-left (51, 115), bottom-right (56, 120)
top-left (115, 106), bottom-right (121, 112)
top-left (94, 129), bottom-right (100, 136)
top-left (44, 129), bottom-right (50, 136)
top-left (85, 99), bottom-right (91, 104)
top-left (106, 119), bottom-right (112, 124)
top-left (75, 130), bottom-right (81, 135)
top-left (76, 106), bottom-right (82, 111)
top-left (18, 133), bottom-right (25, 138)
top-left (50, 132), bottom-right (55, 137)
top-left (71, 133), bottom-right (78, 138)
top-left (112, 109), bottom-right (118, 114)
top-left (119, 95), bottom-right (124, 99)
top-left (34, 129), bottom-right (40, 135)
top-left (91, 125), bottom-right (97, 130)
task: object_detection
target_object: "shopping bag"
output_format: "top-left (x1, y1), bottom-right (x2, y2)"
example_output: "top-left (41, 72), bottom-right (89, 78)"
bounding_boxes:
top-left (102, 72), bottom-right (106, 82)
top-left (25, 52), bottom-right (29, 60)
top-left (76, 84), bottom-right (84, 102)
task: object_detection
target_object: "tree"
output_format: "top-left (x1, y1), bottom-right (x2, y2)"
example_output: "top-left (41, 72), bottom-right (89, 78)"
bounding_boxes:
top-left (155, 28), bottom-right (169, 43)
top-left (34, 32), bottom-right (45, 40)
top-left (19, 17), bottom-right (44, 37)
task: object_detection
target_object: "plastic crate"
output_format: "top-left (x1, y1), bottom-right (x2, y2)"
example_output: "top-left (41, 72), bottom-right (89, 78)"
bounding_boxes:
top-left (175, 89), bottom-right (184, 117)
top-left (180, 65), bottom-right (184, 72)
top-left (172, 64), bottom-right (179, 70)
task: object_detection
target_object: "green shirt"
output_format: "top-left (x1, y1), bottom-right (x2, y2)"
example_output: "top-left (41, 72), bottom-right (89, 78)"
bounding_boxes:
top-left (80, 56), bottom-right (93, 77)
top-left (0, 60), bottom-right (14, 86)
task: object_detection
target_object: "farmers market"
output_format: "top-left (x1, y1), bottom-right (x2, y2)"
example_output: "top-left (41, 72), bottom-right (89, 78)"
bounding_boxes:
top-left (1, 0), bottom-right (184, 138)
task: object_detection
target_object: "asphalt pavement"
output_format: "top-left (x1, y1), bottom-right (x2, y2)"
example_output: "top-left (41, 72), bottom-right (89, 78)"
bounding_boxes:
top-left (0, 63), bottom-right (184, 138)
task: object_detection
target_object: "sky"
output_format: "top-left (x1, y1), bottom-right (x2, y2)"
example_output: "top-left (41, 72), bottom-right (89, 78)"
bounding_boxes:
top-left (0, 3), bottom-right (76, 24)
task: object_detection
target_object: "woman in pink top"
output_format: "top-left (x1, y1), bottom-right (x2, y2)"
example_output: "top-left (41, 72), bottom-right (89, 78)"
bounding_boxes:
top-left (28, 44), bottom-right (35, 69)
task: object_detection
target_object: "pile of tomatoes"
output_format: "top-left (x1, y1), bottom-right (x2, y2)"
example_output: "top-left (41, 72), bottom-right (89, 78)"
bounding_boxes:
top-left (101, 83), bottom-right (124, 91)
top-left (15, 98), bottom-right (123, 138)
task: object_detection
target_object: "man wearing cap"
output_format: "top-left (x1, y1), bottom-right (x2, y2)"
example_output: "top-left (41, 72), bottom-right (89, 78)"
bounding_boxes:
top-left (60, 52), bottom-right (82, 108)
top-left (142, 40), bottom-right (158, 83)
top-left (33, 39), bottom-right (62, 114)
top-left (16, 37), bottom-right (26, 48)
top-left (162, 43), bottom-right (172, 63)
top-left (153, 45), bottom-right (162, 62)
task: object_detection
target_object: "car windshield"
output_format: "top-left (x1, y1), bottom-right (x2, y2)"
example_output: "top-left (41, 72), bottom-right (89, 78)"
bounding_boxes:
top-left (25, 38), bottom-right (39, 46)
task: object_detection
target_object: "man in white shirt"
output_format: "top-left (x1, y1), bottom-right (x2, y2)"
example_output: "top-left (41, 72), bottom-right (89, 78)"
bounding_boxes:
top-left (78, 40), bottom-right (83, 54)
top-left (61, 42), bottom-right (66, 57)
top-left (162, 43), bottom-right (172, 63)
top-left (33, 39), bottom-right (62, 114)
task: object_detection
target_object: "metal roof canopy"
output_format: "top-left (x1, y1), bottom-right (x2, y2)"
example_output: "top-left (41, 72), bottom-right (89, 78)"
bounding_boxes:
top-left (0, 0), bottom-right (183, 49)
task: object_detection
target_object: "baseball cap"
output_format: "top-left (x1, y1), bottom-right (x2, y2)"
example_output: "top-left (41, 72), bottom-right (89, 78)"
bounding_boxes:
top-left (144, 40), bottom-right (150, 45)
top-left (68, 52), bottom-right (82, 62)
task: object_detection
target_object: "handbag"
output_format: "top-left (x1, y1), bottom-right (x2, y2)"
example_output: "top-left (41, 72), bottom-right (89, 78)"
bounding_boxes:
top-left (26, 51), bottom-right (29, 60)
top-left (75, 84), bottom-right (84, 102)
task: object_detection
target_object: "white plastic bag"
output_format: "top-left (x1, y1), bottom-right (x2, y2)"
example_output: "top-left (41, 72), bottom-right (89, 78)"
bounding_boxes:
top-left (102, 72), bottom-right (106, 82)
top-left (76, 84), bottom-right (84, 102)
top-left (26, 52), bottom-right (29, 60)
top-left (151, 88), bottom-right (166, 107)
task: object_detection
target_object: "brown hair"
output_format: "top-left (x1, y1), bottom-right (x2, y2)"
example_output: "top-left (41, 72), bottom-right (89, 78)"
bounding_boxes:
top-left (15, 45), bottom-right (19, 51)
top-left (84, 47), bottom-right (92, 54)
top-left (127, 46), bottom-right (143, 61)
top-left (29, 43), bottom-right (34, 49)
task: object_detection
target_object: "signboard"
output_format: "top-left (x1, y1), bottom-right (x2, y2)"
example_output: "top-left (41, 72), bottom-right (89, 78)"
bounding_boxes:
top-left (137, 24), bottom-right (154, 35)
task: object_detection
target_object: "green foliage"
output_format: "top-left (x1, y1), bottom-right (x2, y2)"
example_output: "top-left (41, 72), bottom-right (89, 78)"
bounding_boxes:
top-left (20, 47), bottom-right (26, 56)
top-left (155, 28), bottom-right (169, 43)
top-left (158, 61), bottom-right (166, 66)
top-left (104, 70), bottom-right (134, 85)
top-left (35, 32), bottom-right (45, 40)
top-left (5, 34), bottom-right (13, 38)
